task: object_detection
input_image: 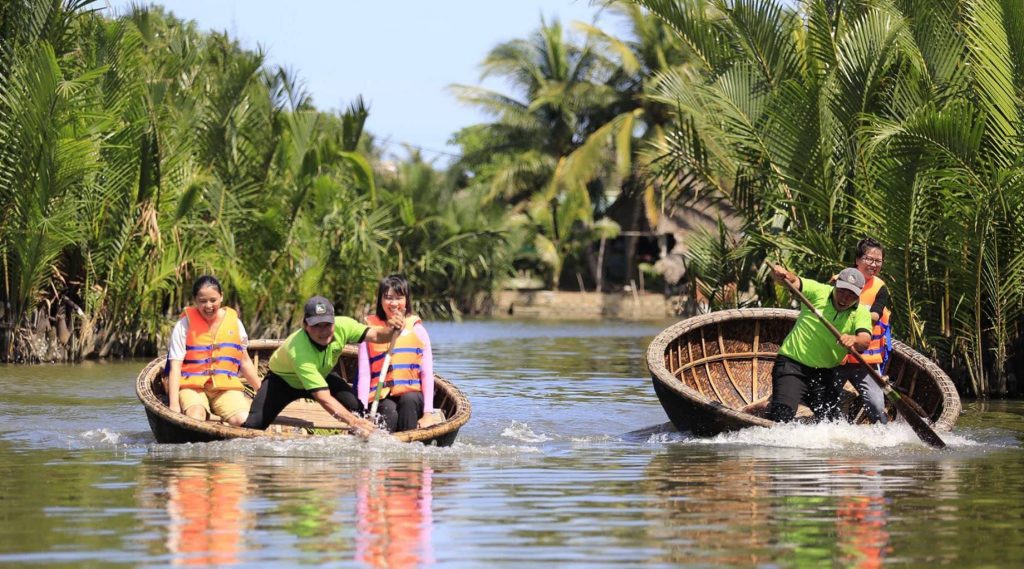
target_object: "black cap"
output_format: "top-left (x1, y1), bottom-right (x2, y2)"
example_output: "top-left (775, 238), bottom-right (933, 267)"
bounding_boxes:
top-left (303, 295), bottom-right (335, 326)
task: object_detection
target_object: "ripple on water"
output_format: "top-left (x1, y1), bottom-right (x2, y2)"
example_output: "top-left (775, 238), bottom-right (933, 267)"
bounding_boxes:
top-left (4, 321), bottom-right (1024, 568)
top-left (129, 432), bottom-right (547, 463)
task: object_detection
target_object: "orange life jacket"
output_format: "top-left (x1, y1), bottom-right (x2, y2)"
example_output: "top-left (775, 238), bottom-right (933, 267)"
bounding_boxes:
top-left (842, 276), bottom-right (892, 366)
top-left (366, 314), bottom-right (424, 399)
top-left (179, 306), bottom-right (245, 391)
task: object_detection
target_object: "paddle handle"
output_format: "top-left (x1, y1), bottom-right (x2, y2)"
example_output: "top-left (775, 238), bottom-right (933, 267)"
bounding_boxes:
top-left (776, 272), bottom-right (946, 448)
top-left (368, 332), bottom-right (400, 419)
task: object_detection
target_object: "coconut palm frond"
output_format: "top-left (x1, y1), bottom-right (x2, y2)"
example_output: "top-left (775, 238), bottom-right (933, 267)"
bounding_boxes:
top-left (574, 21), bottom-right (643, 75)
top-left (725, 0), bottom-right (803, 88)
top-left (963, 0), bottom-right (1021, 146)
top-left (636, 0), bottom-right (737, 73)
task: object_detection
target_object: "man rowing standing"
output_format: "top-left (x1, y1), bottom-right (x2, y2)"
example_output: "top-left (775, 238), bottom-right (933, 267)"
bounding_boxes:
top-left (767, 266), bottom-right (873, 422)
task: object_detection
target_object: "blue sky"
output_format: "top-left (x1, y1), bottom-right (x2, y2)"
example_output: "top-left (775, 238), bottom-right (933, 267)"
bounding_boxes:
top-left (102, 1), bottom-right (611, 164)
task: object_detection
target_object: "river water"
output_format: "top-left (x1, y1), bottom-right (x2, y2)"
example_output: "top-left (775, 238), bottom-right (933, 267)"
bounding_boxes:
top-left (0, 320), bottom-right (1021, 568)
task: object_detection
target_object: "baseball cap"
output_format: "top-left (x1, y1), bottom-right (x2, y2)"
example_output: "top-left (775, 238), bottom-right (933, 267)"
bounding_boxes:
top-left (834, 268), bottom-right (865, 296)
top-left (303, 295), bottom-right (335, 326)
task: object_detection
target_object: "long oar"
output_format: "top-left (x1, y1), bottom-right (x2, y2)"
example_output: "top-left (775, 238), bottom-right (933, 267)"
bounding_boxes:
top-left (369, 332), bottom-right (400, 420)
top-left (777, 273), bottom-right (946, 449)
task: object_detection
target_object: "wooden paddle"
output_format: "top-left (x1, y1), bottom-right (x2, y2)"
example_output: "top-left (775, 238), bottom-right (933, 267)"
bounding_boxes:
top-left (368, 330), bottom-right (400, 420)
top-left (775, 269), bottom-right (946, 449)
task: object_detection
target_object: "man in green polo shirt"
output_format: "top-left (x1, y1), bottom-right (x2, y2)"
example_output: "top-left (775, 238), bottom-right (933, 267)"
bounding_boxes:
top-left (767, 266), bottom-right (872, 422)
top-left (242, 295), bottom-right (403, 437)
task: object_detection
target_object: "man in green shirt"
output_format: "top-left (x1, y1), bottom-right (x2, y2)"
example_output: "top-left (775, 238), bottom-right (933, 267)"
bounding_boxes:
top-left (767, 266), bottom-right (872, 422)
top-left (242, 295), bottom-right (403, 437)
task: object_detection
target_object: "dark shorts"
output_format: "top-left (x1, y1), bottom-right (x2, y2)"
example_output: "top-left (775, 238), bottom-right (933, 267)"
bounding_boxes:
top-left (241, 371), bottom-right (361, 430)
top-left (767, 355), bottom-right (843, 422)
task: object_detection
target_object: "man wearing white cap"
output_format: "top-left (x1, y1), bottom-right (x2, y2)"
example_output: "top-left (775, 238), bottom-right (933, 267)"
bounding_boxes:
top-left (767, 266), bottom-right (873, 422)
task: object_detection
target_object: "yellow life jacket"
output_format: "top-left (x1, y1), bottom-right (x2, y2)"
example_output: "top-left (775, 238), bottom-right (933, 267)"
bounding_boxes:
top-left (366, 314), bottom-right (424, 399)
top-left (179, 307), bottom-right (245, 391)
top-left (842, 276), bottom-right (892, 366)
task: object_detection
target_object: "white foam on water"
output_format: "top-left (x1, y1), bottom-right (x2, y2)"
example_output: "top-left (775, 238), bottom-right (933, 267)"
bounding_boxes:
top-left (648, 420), bottom-right (985, 452)
top-left (644, 432), bottom-right (689, 444)
top-left (568, 434), bottom-right (619, 446)
top-left (80, 428), bottom-right (123, 445)
top-left (500, 421), bottom-right (551, 443)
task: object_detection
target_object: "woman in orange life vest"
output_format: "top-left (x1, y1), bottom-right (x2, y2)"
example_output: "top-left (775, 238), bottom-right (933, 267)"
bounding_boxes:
top-left (834, 238), bottom-right (893, 424)
top-left (166, 275), bottom-right (261, 426)
top-left (355, 274), bottom-right (443, 433)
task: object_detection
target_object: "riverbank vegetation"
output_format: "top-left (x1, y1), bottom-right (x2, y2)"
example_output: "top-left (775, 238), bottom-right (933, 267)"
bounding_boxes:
top-left (0, 1), bottom-right (504, 362)
top-left (2, 0), bottom-right (1022, 396)
top-left (635, 0), bottom-right (1024, 396)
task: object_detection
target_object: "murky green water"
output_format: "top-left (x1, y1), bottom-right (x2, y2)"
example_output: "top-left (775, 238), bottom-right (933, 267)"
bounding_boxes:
top-left (0, 320), bottom-right (1021, 568)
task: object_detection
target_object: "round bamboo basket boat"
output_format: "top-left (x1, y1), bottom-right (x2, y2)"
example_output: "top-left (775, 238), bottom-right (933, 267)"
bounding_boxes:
top-left (136, 339), bottom-right (471, 446)
top-left (646, 308), bottom-right (961, 436)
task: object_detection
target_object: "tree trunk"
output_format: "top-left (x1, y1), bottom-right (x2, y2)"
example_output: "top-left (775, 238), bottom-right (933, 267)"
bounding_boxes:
top-left (624, 192), bottom-right (643, 291)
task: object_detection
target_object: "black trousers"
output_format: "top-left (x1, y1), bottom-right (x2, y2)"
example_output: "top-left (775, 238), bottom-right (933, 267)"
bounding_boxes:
top-left (242, 371), bottom-right (361, 430)
top-left (767, 355), bottom-right (843, 423)
top-left (372, 392), bottom-right (424, 433)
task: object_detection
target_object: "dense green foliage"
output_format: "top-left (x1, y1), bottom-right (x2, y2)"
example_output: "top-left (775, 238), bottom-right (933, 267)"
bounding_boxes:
top-left (4, 0), bottom-right (1023, 396)
top-left (0, 1), bottom-right (503, 361)
top-left (637, 0), bottom-right (1024, 395)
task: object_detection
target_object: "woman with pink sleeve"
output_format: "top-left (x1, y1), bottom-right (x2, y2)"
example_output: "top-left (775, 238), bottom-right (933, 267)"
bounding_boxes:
top-left (357, 274), bottom-right (442, 432)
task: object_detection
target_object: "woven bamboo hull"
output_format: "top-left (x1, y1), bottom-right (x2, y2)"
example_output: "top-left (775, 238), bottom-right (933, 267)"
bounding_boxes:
top-left (136, 339), bottom-right (470, 446)
top-left (647, 308), bottom-right (961, 436)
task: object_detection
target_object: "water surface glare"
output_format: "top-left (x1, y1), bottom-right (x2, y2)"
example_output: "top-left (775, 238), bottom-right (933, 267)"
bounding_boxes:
top-left (0, 319), bottom-right (1021, 568)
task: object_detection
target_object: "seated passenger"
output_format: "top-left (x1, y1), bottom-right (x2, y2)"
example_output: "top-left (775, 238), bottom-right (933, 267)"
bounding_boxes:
top-left (166, 275), bottom-right (261, 426)
top-left (358, 274), bottom-right (443, 432)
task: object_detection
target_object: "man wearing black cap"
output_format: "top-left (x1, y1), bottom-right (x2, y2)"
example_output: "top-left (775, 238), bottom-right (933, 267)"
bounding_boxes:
top-left (766, 266), bottom-right (873, 422)
top-left (242, 295), bottom-right (403, 437)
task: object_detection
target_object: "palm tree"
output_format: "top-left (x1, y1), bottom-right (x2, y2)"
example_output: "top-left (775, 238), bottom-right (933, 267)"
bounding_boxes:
top-left (573, 1), bottom-right (694, 288)
top-left (369, 146), bottom-right (510, 317)
top-left (0, 0), bottom-right (118, 360)
top-left (450, 17), bottom-right (621, 289)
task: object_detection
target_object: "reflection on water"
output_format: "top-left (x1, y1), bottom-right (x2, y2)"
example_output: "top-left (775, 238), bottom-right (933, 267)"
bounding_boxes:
top-left (136, 454), bottom-right (441, 568)
top-left (165, 463), bottom-right (249, 566)
top-left (640, 449), bottom-right (918, 567)
top-left (0, 320), bottom-right (1023, 567)
top-left (833, 466), bottom-right (889, 569)
top-left (356, 466), bottom-right (434, 568)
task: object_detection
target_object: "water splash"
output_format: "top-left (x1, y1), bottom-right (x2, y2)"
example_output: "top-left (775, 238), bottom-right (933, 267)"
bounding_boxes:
top-left (501, 421), bottom-right (551, 443)
top-left (647, 420), bottom-right (988, 453)
top-left (80, 428), bottom-right (123, 445)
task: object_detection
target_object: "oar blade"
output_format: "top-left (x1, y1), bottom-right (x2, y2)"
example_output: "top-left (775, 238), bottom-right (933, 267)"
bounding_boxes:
top-left (891, 395), bottom-right (946, 449)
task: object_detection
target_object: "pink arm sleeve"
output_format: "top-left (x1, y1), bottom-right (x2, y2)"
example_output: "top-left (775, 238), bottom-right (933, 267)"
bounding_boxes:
top-left (415, 323), bottom-right (434, 413)
top-left (357, 341), bottom-right (370, 408)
